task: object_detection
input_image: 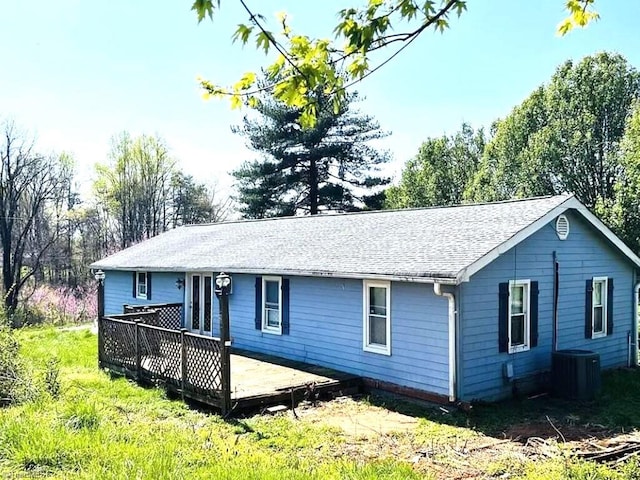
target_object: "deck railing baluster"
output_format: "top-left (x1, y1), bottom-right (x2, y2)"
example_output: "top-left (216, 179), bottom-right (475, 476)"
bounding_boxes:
top-left (134, 319), bottom-right (141, 381)
top-left (99, 313), bottom-right (225, 411)
top-left (180, 328), bottom-right (187, 401)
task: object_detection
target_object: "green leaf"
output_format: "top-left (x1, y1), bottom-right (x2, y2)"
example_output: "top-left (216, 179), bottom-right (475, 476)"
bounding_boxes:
top-left (232, 24), bottom-right (254, 45)
top-left (557, 18), bottom-right (573, 36)
top-left (255, 31), bottom-right (272, 54)
top-left (191, 0), bottom-right (219, 23)
top-left (233, 71), bottom-right (257, 92)
top-left (230, 94), bottom-right (243, 109)
top-left (454, 1), bottom-right (467, 16)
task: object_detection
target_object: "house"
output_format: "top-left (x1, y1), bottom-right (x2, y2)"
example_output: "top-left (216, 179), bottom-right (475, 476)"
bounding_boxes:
top-left (90, 194), bottom-right (640, 403)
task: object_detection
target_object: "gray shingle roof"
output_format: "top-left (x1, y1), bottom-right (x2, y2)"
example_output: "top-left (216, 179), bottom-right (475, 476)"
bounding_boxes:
top-left (91, 194), bottom-right (575, 282)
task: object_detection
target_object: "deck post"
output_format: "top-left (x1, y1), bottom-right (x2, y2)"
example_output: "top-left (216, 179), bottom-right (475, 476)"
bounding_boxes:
top-left (94, 270), bottom-right (105, 369)
top-left (219, 295), bottom-right (232, 415)
top-left (134, 319), bottom-right (141, 381)
top-left (215, 273), bottom-right (232, 416)
top-left (97, 317), bottom-right (103, 369)
top-left (180, 328), bottom-right (187, 400)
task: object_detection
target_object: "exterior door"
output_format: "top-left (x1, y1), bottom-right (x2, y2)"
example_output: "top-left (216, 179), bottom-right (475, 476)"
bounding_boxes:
top-left (187, 273), bottom-right (213, 335)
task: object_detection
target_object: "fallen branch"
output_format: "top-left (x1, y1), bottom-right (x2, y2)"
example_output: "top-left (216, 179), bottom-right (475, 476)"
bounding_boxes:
top-left (575, 442), bottom-right (640, 463)
top-left (467, 438), bottom-right (513, 452)
top-left (546, 415), bottom-right (566, 443)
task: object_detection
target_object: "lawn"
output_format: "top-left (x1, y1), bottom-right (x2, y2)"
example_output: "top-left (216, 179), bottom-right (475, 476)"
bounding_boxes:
top-left (1, 327), bottom-right (640, 479)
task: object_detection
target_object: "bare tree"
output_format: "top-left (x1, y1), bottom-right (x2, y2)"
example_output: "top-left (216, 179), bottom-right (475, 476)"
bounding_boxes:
top-left (95, 132), bottom-right (176, 248)
top-left (0, 121), bottom-right (69, 312)
top-left (207, 182), bottom-right (234, 223)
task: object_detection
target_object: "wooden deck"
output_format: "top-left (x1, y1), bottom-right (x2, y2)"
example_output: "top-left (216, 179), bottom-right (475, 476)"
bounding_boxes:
top-left (98, 309), bottom-right (361, 414)
top-left (230, 350), bottom-right (361, 411)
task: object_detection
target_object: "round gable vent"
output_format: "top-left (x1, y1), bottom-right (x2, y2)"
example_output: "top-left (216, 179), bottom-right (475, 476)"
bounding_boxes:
top-left (556, 214), bottom-right (570, 240)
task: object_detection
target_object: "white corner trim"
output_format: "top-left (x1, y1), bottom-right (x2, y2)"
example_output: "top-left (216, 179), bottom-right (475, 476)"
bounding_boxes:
top-left (456, 196), bottom-right (640, 283)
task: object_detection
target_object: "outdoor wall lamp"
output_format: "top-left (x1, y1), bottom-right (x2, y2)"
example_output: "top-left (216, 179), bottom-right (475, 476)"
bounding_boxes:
top-left (175, 278), bottom-right (184, 290)
top-left (215, 272), bottom-right (232, 297)
top-left (94, 269), bottom-right (105, 285)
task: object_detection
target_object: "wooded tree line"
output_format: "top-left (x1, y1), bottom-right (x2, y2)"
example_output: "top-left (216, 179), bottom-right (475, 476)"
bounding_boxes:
top-left (0, 124), bottom-right (229, 312)
top-left (5, 50), bottom-right (639, 314)
top-left (386, 52), bottom-right (640, 253)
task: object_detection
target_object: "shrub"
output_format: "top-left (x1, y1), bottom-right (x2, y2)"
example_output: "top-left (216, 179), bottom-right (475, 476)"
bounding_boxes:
top-left (0, 326), bottom-right (34, 405)
top-left (20, 284), bottom-right (97, 326)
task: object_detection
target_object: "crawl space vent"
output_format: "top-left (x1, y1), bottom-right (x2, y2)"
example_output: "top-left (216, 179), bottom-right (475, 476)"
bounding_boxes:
top-left (556, 214), bottom-right (569, 240)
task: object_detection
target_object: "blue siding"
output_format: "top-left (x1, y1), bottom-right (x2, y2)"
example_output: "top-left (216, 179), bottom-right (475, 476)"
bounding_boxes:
top-left (104, 270), bottom-right (186, 321)
top-left (103, 270), bottom-right (451, 396)
top-left (229, 275), bottom-right (451, 396)
top-left (458, 211), bottom-right (636, 401)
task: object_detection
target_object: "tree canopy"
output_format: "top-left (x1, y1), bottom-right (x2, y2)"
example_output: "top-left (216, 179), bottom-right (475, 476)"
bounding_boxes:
top-left (466, 52), bottom-right (640, 208)
top-left (232, 89), bottom-right (390, 217)
top-left (194, 0), bottom-right (599, 127)
top-left (388, 51), bottom-right (640, 252)
top-left (94, 132), bottom-right (229, 249)
top-left (597, 101), bottom-right (640, 253)
top-left (385, 123), bottom-right (484, 208)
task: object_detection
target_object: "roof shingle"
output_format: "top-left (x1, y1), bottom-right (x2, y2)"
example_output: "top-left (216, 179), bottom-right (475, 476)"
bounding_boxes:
top-left (91, 195), bottom-right (574, 281)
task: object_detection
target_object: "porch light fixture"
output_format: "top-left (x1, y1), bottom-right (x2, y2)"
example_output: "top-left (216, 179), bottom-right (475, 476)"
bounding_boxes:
top-left (215, 272), bottom-right (231, 297)
top-left (175, 278), bottom-right (184, 290)
top-left (94, 269), bottom-right (105, 285)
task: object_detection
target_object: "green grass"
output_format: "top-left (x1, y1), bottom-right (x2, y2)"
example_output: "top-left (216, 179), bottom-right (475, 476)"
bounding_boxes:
top-left (0, 327), bottom-right (426, 479)
top-left (2, 327), bottom-right (640, 479)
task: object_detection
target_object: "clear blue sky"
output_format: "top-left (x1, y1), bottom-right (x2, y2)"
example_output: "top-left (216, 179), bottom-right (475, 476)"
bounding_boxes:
top-left (1, 1), bottom-right (640, 198)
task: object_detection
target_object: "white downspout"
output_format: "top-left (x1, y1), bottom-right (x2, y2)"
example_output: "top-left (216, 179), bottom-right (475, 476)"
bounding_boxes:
top-left (434, 283), bottom-right (456, 402)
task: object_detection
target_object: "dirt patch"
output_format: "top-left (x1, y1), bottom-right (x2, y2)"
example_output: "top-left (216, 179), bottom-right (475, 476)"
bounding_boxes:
top-left (297, 396), bottom-right (418, 438)
top-left (294, 397), bottom-right (512, 477)
top-left (289, 396), bottom-right (637, 479)
top-left (504, 420), bottom-right (614, 443)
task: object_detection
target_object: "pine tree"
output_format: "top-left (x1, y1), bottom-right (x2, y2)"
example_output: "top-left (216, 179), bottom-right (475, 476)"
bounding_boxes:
top-left (232, 91), bottom-right (390, 217)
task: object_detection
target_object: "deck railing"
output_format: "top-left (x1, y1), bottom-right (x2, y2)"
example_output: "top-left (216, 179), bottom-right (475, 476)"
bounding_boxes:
top-left (123, 302), bottom-right (182, 330)
top-left (98, 313), bottom-right (231, 414)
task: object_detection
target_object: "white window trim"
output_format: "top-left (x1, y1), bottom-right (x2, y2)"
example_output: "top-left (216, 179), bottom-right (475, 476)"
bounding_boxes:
top-left (262, 276), bottom-right (282, 335)
top-left (363, 280), bottom-right (391, 356)
top-left (592, 276), bottom-right (608, 339)
top-left (508, 279), bottom-right (531, 354)
top-left (136, 272), bottom-right (147, 300)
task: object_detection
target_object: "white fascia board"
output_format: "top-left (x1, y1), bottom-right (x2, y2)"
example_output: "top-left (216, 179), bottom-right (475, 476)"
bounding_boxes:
top-left (574, 203), bottom-right (640, 267)
top-left (93, 265), bottom-right (458, 285)
top-left (456, 196), bottom-right (640, 284)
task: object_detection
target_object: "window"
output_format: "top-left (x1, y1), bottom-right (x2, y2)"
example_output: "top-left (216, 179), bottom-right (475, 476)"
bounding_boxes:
top-left (136, 272), bottom-right (147, 299)
top-left (499, 280), bottom-right (538, 353)
top-left (508, 280), bottom-right (530, 353)
top-left (592, 277), bottom-right (608, 338)
top-left (363, 280), bottom-right (391, 355)
top-left (262, 276), bottom-right (282, 334)
top-left (255, 276), bottom-right (290, 334)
